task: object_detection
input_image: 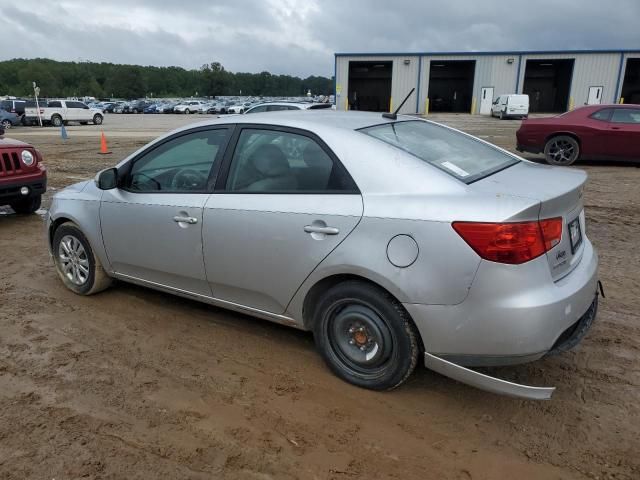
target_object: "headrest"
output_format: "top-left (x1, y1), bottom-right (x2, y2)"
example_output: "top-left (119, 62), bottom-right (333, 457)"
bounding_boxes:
top-left (250, 144), bottom-right (289, 177)
top-left (302, 142), bottom-right (328, 167)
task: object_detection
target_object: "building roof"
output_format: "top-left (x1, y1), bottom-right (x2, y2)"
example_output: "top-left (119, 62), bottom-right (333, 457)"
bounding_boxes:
top-left (335, 49), bottom-right (640, 57)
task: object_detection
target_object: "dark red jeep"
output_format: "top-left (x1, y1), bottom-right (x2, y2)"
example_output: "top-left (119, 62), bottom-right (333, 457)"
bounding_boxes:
top-left (0, 125), bottom-right (46, 214)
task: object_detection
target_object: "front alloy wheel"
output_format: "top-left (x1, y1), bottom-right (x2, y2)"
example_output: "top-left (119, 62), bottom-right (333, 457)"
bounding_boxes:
top-left (313, 281), bottom-right (420, 390)
top-left (58, 234), bottom-right (90, 286)
top-left (52, 223), bottom-right (112, 295)
top-left (544, 135), bottom-right (580, 166)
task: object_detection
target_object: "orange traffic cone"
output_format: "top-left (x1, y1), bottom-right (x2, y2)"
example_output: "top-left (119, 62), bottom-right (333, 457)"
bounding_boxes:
top-left (98, 131), bottom-right (112, 155)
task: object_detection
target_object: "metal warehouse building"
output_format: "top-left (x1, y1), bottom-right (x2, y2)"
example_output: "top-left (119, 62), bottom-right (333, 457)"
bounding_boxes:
top-left (334, 49), bottom-right (640, 115)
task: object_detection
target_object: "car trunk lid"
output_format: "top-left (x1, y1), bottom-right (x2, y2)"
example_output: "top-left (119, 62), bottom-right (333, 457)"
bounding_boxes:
top-left (470, 161), bottom-right (587, 281)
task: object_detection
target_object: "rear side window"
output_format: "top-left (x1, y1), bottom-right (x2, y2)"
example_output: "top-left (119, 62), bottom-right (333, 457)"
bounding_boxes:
top-left (246, 105), bottom-right (268, 113)
top-left (266, 105), bottom-right (289, 112)
top-left (308, 104), bottom-right (332, 110)
top-left (48, 101), bottom-right (62, 108)
top-left (359, 120), bottom-right (519, 183)
top-left (225, 128), bottom-right (357, 193)
top-left (590, 109), bottom-right (612, 121)
top-left (610, 108), bottom-right (640, 124)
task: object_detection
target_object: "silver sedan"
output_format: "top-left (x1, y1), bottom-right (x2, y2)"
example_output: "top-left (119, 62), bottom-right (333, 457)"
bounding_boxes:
top-left (46, 111), bottom-right (599, 399)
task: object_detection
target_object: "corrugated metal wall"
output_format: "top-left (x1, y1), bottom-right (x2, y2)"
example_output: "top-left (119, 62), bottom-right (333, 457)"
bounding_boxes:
top-left (418, 55), bottom-right (519, 114)
top-left (336, 51), bottom-right (638, 114)
top-left (618, 53), bottom-right (640, 102)
top-left (516, 53), bottom-right (620, 107)
top-left (335, 56), bottom-right (420, 114)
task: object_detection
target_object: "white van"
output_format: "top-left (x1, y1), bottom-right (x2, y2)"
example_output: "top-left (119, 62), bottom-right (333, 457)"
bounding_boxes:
top-left (491, 94), bottom-right (529, 119)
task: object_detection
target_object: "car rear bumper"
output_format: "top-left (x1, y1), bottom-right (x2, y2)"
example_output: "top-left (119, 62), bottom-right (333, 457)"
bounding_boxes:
top-left (404, 238), bottom-right (599, 366)
top-left (0, 170), bottom-right (47, 202)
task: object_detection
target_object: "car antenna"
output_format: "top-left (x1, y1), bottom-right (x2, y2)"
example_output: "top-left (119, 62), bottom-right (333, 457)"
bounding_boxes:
top-left (382, 88), bottom-right (415, 120)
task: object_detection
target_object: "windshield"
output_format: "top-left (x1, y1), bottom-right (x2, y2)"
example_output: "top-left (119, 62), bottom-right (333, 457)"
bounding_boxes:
top-left (359, 120), bottom-right (519, 183)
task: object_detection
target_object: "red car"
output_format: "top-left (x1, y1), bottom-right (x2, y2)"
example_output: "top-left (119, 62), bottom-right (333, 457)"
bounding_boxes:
top-left (516, 104), bottom-right (640, 165)
top-left (0, 125), bottom-right (47, 214)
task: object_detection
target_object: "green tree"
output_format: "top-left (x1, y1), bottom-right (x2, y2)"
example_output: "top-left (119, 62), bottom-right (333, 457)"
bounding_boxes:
top-left (0, 58), bottom-right (333, 100)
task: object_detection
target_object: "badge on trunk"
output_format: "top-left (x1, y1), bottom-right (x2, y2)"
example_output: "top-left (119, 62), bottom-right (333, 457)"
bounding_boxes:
top-left (568, 217), bottom-right (583, 254)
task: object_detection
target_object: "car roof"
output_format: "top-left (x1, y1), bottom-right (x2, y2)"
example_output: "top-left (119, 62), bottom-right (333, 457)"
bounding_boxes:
top-left (249, 101), bottom-right (325, 107)
top-left (191, 110), bottom-right (400, 131)
top-left (567, 104), bottom-right (640, 115)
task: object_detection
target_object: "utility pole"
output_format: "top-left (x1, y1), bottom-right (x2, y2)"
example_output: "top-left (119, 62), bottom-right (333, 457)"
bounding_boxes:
top-left (33, 82), bottom-right (43, 127)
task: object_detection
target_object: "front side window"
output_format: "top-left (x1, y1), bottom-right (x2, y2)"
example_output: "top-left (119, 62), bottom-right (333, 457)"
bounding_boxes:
top-left (360, 120), bottom-right (519, 183)
top-left (610, 108), bottom-right (640, 124)
top-left (127, 128), bottom-right (228, 192)
top-left (225, 128), bottom-right (356, 193)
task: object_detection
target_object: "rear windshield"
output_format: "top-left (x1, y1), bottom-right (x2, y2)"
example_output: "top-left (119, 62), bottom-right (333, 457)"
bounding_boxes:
top-left (359, 120), bottom-right (519, 183)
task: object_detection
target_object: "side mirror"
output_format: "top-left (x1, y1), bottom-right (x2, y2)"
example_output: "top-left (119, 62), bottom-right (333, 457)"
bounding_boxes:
top-left (95, 168), bottom-right (118, 190)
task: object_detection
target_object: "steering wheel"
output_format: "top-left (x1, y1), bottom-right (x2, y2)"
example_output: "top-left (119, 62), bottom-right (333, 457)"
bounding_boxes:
top-left (171, 168), bottom-right (207, 191)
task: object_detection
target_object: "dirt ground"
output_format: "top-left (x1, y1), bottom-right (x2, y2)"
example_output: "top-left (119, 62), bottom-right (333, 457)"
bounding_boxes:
top-left (0, 114), bottom-right (638, 479)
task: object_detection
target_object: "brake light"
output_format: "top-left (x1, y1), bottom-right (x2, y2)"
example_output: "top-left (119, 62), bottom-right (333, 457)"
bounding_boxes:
top-left (452, 218), bottom-right (563, 264)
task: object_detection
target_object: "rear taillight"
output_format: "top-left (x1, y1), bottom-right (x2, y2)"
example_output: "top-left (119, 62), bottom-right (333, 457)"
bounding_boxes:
top-left (452, 218), bottom-right (563, 265)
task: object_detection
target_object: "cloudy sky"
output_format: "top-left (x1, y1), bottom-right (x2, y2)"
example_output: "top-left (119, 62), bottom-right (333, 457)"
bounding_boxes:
top-left (2, 0), bottom-right (639, 77)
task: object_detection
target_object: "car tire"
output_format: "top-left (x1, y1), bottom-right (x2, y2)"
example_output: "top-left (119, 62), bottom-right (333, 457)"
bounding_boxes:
top-left (499, 110), bottom-right (504, 120)
top-left (184, 108), bottom-right (190, 114)
top-left (52, 223), bottom-right (112, 296)
top-left (10, 194), bottom-right (41, 214)
top-left (1, 119), bottom-right (11, 129)
top-left (93, 114), bottom-right (103, 125)
top-left (51, 115), bottom-right (63, 127)
top-left (544, 135), bottom-right (580, 166)
top-left (312, 280), bottom-right (420, 391)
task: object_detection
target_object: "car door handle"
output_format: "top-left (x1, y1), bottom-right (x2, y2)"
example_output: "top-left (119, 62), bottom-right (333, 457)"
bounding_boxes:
top-left (611, 126), bottom-right (621, 130)
top-left (304, 225), bottom-right (339, 235)
top-left (173, 215), bottom-right (198, 224)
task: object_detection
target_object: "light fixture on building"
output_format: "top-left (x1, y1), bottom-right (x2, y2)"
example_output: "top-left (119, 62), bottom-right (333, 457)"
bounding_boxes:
top-left (506, 58), bottom-right (515, 64)
top-left (403, 59), bottom-right (411, 65)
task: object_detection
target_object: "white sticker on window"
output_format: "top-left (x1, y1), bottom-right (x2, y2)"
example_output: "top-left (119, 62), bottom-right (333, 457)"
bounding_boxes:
top-left (440, 161), bottom-right (470, 177)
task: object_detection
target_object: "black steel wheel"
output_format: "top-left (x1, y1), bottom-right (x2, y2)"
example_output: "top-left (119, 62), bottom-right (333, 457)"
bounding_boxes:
top-left (312, 281), bottom-right (420, 390)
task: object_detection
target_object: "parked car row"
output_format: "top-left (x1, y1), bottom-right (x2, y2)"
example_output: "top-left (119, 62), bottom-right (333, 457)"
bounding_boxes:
top-left (97, 96), bottom-right (335, 115)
